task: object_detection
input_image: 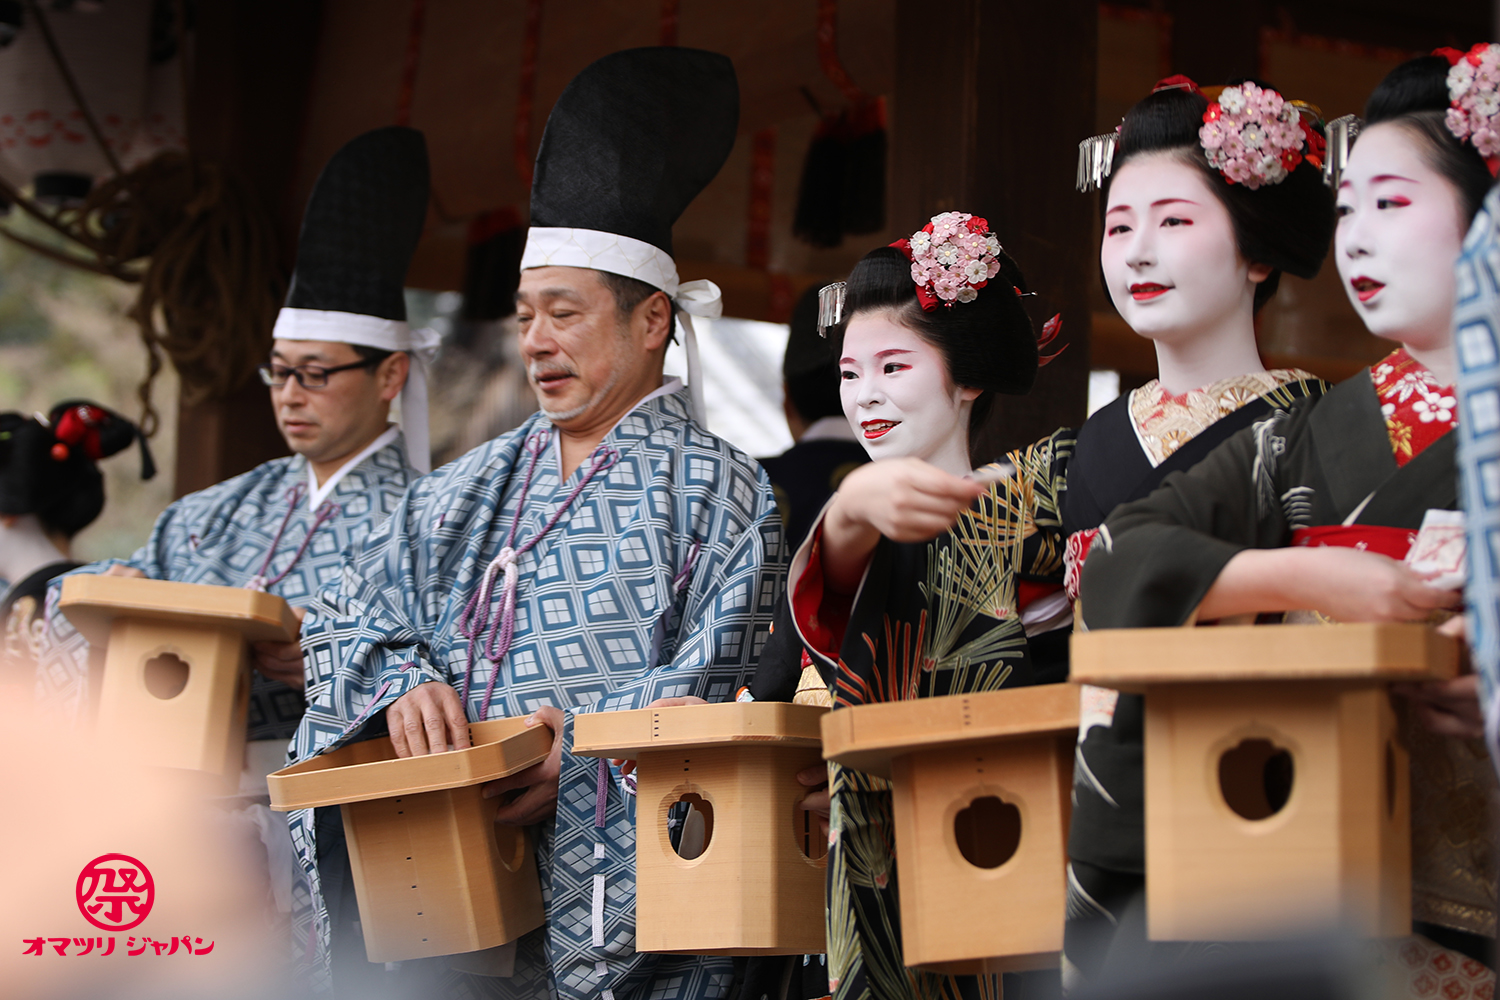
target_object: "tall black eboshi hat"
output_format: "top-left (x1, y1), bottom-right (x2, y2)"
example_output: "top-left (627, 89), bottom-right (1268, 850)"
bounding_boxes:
top-left (284, 126), bottom-right (430, 321)
top-left (520, 48), bottom-right (740, 421)
top-left (273, 127), bottom-right (440, 471)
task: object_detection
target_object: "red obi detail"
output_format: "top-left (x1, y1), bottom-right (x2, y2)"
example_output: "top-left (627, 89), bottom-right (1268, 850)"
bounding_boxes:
top-left (1290, 525), bottom-right (1417, 561)
top-left (1370, 348), bottom-right (1457, 466)
top-left (1064, 528), bottom-right (1099, 602)
top-left (1017, 579), bottom-right (1064, 612)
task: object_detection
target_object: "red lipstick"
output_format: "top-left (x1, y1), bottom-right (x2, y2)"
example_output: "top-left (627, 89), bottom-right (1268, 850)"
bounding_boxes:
top-left (1350, 276), bottom-right (1384, 303)
top-left (1129, 283), bottom-right (1170, 301)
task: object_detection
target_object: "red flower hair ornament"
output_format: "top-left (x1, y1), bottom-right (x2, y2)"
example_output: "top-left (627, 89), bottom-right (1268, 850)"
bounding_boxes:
top-left (817, 213), bottom-right (1064, 366)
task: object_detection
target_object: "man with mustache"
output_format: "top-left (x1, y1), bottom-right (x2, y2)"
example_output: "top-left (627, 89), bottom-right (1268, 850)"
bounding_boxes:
top-left (288, 49), bottom-right (785, 1000)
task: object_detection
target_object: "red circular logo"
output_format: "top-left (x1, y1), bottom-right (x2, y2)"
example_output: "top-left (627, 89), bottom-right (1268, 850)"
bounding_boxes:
top-left (76, 854), bottom-right (154, 931)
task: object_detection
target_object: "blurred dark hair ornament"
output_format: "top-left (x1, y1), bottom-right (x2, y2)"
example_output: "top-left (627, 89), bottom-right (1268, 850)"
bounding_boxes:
top-left (0, 401), bottom-right (152, 539)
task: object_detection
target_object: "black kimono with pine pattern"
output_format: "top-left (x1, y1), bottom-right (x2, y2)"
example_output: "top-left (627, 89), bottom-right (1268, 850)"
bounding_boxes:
top-left (783, 430), bottom-right (1074, 1000)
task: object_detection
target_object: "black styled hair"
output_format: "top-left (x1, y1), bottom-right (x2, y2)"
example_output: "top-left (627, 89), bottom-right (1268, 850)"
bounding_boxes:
top-left (0, 402), bottom-right (148, 538)
top-left (832, 244), bottom-right (1038, 437)
top-left (1364, 55), bottom-right (1493, 228)
top-left (1102, 81), bottom-right (1337, 312)
top-left (783, 284), bottom-right (843, 422)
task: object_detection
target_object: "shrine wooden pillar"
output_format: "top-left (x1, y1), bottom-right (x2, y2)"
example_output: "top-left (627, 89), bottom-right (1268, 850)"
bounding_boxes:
top-left (891, 0), bottom-right (1098, 461)
top-left (173, 0), bottom-right (324, 496)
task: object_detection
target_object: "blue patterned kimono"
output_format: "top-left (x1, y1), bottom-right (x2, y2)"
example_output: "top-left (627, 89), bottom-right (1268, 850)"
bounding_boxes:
top-left (1454, 184), bottom-right (1500, 768)
top-left (289, 385), bottom-right (786, 999)
top-left (35, 429), bottom-right (416, 736)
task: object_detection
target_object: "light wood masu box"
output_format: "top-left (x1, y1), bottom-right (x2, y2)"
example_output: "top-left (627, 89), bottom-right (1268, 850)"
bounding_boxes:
top-left (268, 718), bottom-right (551, 963)
top-left (573, 701), bottom-right (829, 956)
top-left (1071, 622), bottom-right (1459, 942)
top-left (821, 684), bottom-right (1080, 974)
top-left (59, 575), bottom-right (298, 783)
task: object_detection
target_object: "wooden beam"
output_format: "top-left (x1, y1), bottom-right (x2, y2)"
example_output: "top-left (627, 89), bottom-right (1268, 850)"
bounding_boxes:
top-left (173, 0), bottom-right (323, 497)
top-left (892, 0), bottom-right (1098, 463)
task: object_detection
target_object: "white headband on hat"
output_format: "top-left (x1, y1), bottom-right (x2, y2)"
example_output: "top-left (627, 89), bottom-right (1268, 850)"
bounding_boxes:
top-left (271, 307), bottom-right (441, 474)
top-left (520, 226), bottom-right (720, 423)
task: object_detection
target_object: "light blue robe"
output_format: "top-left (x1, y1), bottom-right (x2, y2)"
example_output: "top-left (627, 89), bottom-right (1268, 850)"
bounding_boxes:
top-left (1453, 184), bottom-right (1500, 767)
top-left (289, 386), bottom-right (786, 999)
top-left (35, 430), bottom-right (416, 736)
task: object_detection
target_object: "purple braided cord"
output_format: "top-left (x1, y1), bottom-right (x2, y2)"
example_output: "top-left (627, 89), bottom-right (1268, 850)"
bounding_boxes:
top-left (459, 432), bottom-right (619, 719)
top-left (456, 431), bottom-right (549, 703)
top-left (247, 483), bottom-right (305, 588)
top-left (261, 501), bottom-right (340, 590)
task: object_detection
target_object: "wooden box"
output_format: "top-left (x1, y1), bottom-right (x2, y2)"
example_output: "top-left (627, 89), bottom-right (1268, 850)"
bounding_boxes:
top-left (573, 701), bottom-right (828, 955)
top-left (59, 575), bottom-right (298, 782)
top-left (821, 685), bottom-right (1080, 974)
top-left (1071, 622), bottom-right (1459, 942)
top-left (268, 717), bottom-right (550, 963)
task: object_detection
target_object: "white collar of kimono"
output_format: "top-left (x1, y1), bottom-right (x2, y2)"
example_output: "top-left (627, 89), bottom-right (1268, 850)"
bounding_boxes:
top-left (271, 308), bottom-right (440, 474)
top-left (306, 423), bottom-right (401, 509)
top-left (520, 226), bottom-right (721, 424)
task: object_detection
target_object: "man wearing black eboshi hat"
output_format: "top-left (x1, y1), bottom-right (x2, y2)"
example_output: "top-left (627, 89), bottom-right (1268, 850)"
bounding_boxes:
top-left (290, 49), bottom-right (787, 1000)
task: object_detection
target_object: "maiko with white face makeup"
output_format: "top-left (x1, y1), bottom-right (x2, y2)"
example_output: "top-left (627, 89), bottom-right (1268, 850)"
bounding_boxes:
top-left (1335, 122), bottom-right (1469, 379)
top-left (1064, 76), bottom-right (1337, 982)
top-left (838, 310), bottom-right (979, 475)
top-left (765, 217), bottom-right (1070, 1000)
top-left (1101, 152), bottom-right (1270, 364)
top-left (1069, 56), bottom-right (1497, 984)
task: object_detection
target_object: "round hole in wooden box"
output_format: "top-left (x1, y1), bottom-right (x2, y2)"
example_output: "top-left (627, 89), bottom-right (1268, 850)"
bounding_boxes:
top-left (1218, 738), bottom-right (1294, 821)
top-left (1384, 740), bottom-right (1396, 819)
top-left (667, 792), bottom-right (714, 860)
top-left (953, 795), bottom-right (1021, 869)
top-left (143, 652), bottom-right (190, 700)
top-left (495, 822), bottom-right (527, 873)
top-left (793, 795), bottom-right (828, 861)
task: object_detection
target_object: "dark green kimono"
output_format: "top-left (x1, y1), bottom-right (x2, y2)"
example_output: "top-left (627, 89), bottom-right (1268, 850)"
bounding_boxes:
top-left (1068, 368), bottom-right (1460, 972)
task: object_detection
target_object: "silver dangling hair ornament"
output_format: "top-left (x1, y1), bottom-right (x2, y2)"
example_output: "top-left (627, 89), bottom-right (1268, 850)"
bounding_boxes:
top-left (816, 281), bottom-right (847, 338)
top-left (1077, 132), bottom-right (1120, 193)
top-left (1322, 115), bottom-right (1361, 188)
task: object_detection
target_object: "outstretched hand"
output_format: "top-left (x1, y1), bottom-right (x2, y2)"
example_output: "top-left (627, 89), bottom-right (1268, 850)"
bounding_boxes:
top-left (822, 458), bottom-right (987, 593)
top-left (830, 458), bottom-right (988, 544)
top-left (1302, 548), bottom-right (1462, 623)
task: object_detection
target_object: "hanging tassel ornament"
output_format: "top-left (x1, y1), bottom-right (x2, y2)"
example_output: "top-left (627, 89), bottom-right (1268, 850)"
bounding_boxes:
top-left (1076, 133), bottom-right (1119, 193)
top-left (792, 0), bottom-right (886, 248)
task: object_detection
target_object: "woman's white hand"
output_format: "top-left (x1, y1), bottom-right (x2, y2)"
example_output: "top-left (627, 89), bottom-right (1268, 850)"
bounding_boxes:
top-left (1298, 548), bottom-right (1461, 623)
top-left (830, 458), bottom-right (986, 543)
top-left (1202, 546), bottom-right (1462, 622)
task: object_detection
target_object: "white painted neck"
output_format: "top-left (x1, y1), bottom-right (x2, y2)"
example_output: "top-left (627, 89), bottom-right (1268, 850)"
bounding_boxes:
top-left (0, 514), bottom-right (70, 588)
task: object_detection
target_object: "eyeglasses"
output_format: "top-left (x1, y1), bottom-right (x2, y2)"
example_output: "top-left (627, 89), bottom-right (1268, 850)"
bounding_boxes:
top-left (257, 359), bottom-right (377, 390)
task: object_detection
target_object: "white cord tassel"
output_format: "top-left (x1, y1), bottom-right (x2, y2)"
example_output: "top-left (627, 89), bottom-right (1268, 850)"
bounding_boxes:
top-left (672, 278), bottom-right (722, 427)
